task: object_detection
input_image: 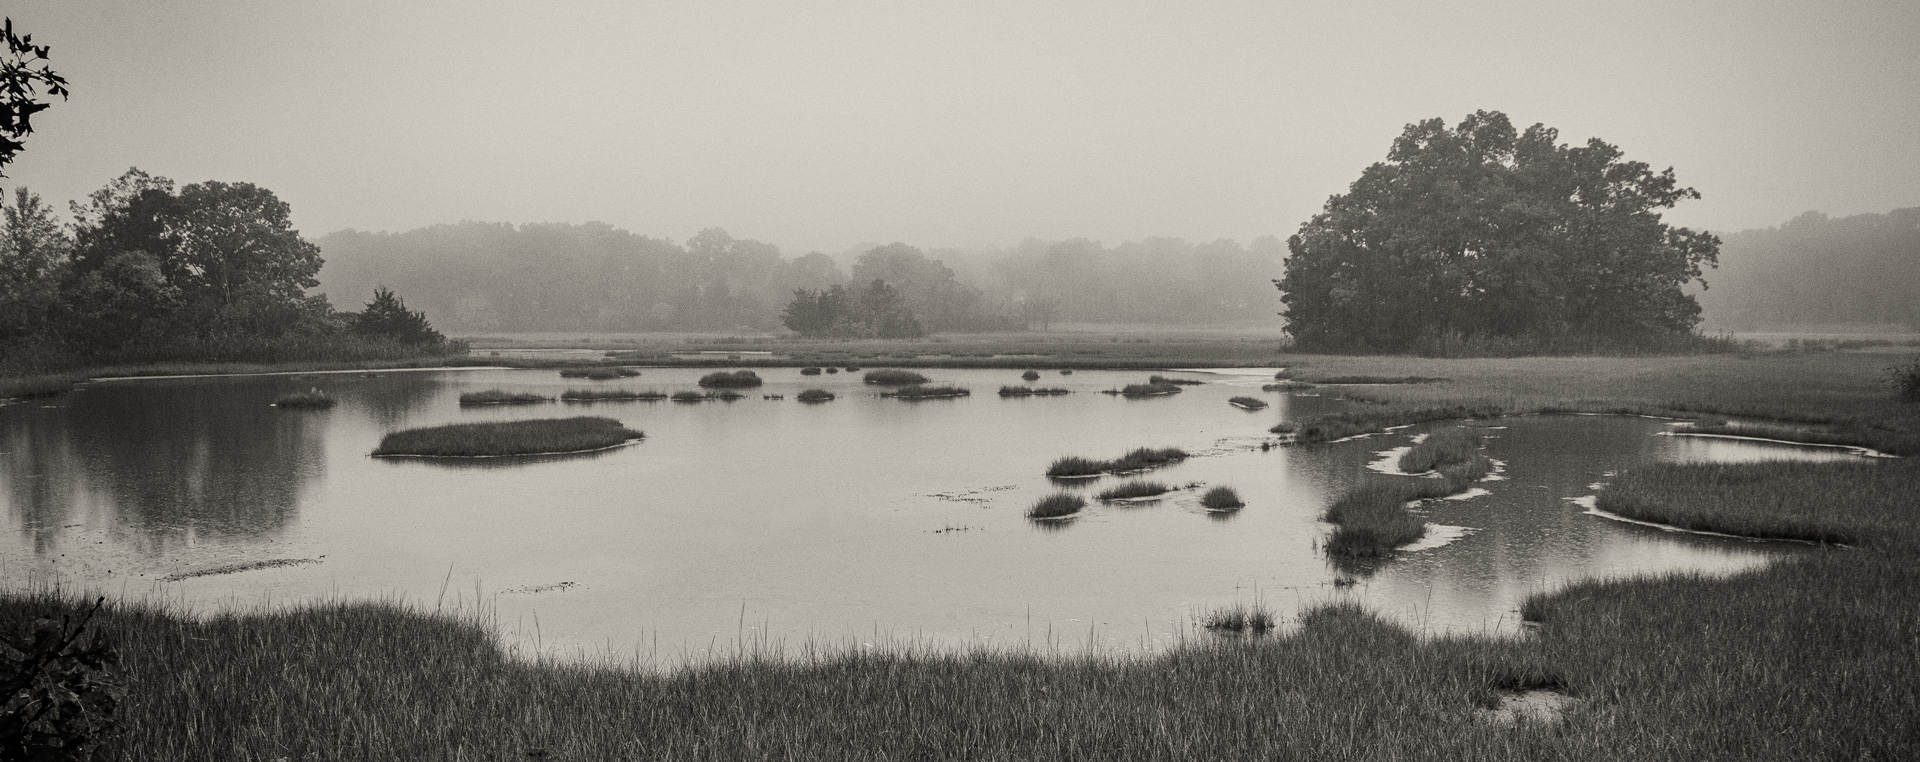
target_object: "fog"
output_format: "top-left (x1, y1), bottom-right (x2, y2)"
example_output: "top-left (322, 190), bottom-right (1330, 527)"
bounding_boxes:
top-left (6, 1), bottom-right (1918, 259)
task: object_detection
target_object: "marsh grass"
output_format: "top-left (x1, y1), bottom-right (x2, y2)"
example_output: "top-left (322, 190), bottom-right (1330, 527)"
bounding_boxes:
top-left (371, 417), bottom-right (643, 457)
top-left (796, 389), bottom-right (835, 403)
top-left (1399, 427), bottom-right (1493, 487)
top-left (1096, 480), bottom-right (1173, 502)
top-left (883, 385), bottom-right (970, 399)
top-left (1022, 370), bottom-right (1041, 381)
top-left (559, 389), bottom-right (668, 402)
top-left (558, 367), bottom-right (637, 380)
top-left (1111, 447), bottom-right (1189, 472)
top-left (998, 386), bottom-right (1072, 397)
top-left (1263, 381), bottom-right (1316, 391)
top-left (669, 391), bottom-right (705, 402)
top-left (1045, 456), bottom-right (1107, 479)
top-left (1597, 461), bottom-right (1917, 544)
top-left (459, 390), bottom-right (552, 406)
top-left (800, 367), bottom-right (823, 375)
top-left (273, 390), bottom-right (336, 409)
top-left (1105, 381), bottom-right (1184, 397)
top-left (1147, 375), bottom-right (1204, 386)
top-left (863, 369), bottom-right (929, 385)
top-left (697, 370), bottom-right (763, 388)
top-left (1304, 375), bottom-right (1447, 384)
top-left (1228, 396), bottom-right (1267, 410)
top-left (1200, 486), bottom-right (1245, 510)
top-left (1201, 602), bottom-right (1275, 633)
top-left (1321, 484), bottom-right (1431, 559)
top-left (1026, 492), bottom-right (1085, 519)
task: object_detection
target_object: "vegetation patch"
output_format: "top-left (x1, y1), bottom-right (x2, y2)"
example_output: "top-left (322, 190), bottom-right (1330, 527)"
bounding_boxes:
top-left (1228, 396), bottom-right (1267, 410)
top-left (1026, 492), bottom-right (1085, 519)
top-left (1110, 447), bottom-right (1190, 473)
top-left (1200, 486), bottom-right (1245, 510)
top-left (273, 390), bottom-right (336, 409)
top-left (800, 367), bottom-right (823, 375)
top-left (558, 367), bottom-right (637, 380)
top-left (1097, 480), bottom-right (1173, 502)
top-left (1597, 461), bottom-right (1915, 544)
top-left (1398, 427), bottom-right (1492, 485)
top-left (863, 369), bottom-right (929, 385)
top-left (1044, 456), bottom-right (1107, 479)
top-left (459, 390), bottom-right (551, 406)
top-left (697, 370), bottom-right (763, 388)
top-left (1021, 370), bottom-right (1041, 381)
top-left (1321, 483), bottom-right (1433, 559)
top-left (371, 417), bottom-right (643, 457)
top-left (796, 389), bottom-right (835, 403)
top-left (1263, 381), bottom-right (1315, 391)
top-left (1201, 603), bottom-right (1275, 633)
top-left (1303, 375), bottom-right (1447, 385)
top-left (1147, 375), bottom-right (1204, 386)
top-left (883, 385), bottom-right (970, 400)
top-left (559, 389), bottom-right (667, 402)
top-left (998, 386), bottom-right (1071, 397)
top-left (1104, 381), bottom-right (1184, 397)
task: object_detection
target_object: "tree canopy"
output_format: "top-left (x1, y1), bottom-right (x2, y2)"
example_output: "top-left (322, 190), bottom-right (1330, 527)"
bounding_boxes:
top-left (1276, 110), bottom-right (1719, 353)
top-left (0, 17), bottom-right (69, 177)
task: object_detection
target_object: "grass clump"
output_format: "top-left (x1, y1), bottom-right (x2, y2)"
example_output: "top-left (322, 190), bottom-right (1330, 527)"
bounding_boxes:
top-left (1398, 427), bottom-right (1492, 486)
top-left (1200, 486), bottom-right (1245, 510)
top-left (670, 391), bottom-right (706, 402)
top-left (1321, 483), bottom-right (1431, 559)
top-left (558, 367), bottom-right (638, 380)
top-left (1275, 404), bottom-right (1505, 442)
top-left (459, 390), bottom-right (551, 406)
top-left (1263, 380), bottom-right (1316, 391)
top-left (1026, 492), bottom-right (1085, 519)
top-left (1228, 396), bottom-right (1267, 410)
top-left (1105, 381), bottom-right (1184, 397)
top-left (863, 369), bottom-right (929, 385)
top-left (883, 385), bottom-right (969, 399)
top-left (371, 416), bottom-right (643, 457)
top-left (800, 366), bottom-right (823, 375)
top-left (1110, 447), bottom-right (1189, 473)
top-left (1045, 456), bottom-right (1107, 479)
top-left (796, 389), bottom-right (835, 403)
top-left (273, 390), bottom-right (336, 409)
top-left (1021, 370), bottom-right (1041, 381)
top-left (1201, 603), bottom-right (1275, 633)
top-left (998, 386), bottom-right (1071, 397)
top-left (560, 389), bottom-right (667, 402)
top-left (1147, 375), bottom-right (1204, 386)
top-left (1097, 480), bottom-right (1173, 502)
top-left (697, 370), bottom-right (763, 388)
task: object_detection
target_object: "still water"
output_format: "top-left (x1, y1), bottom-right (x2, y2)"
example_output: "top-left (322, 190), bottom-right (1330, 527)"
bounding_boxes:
top-left (0, 367), bottom-right (1866, 658)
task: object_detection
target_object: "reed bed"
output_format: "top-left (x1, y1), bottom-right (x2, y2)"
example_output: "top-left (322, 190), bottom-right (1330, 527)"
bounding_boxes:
top-left (669, 391), bottom-right (706, 402)
top-left (558, 367), bottom-right (638, 380)
top-left (1026, 492), bottom-right (1085, 519)
top-left (1096, 480), bottom-right (1173, 502)
top-left (1045, 447), bottom-right (1189, 478)
top-left (1596, 461), bottom-right (1918, 544)
top-left (1320, 483), bottom-right (1433, 558)
top-left (458, 390), bottom-right (551, 406)
top-left (697, 370), bottom-right (763, 388)
top-left (1104, 381), bottom-right (1184, 397)
top-left (370, 417), bottom-right (643, 457)
top-left (1200, 486), bottom-right (1245, 510)
top-left (273, 390), bottom-right (336, 409)
top-left (1201, 602), bottom-right (1275, 633)
top-left (1263, 380), bottom-right (1316, 391)
top-left (1147, 375), bottom-right (1204, 386)
top-left (1398, 427), bottom-right (1492, 486)
top-left (998, 386), bottom-right (1072, 397)
top-left (559, 389), bottom-right (668, 402)
top-left (882, 385), bottom-right (970, 400)
top-left (1044, 456), bottom-right (1107, 479)
top-left (863, 369), bottom-right (929, 385)
top-left (795, 389), bottom-right (835, 403)
top-left (1228, 396), bottom-right (1267, 410)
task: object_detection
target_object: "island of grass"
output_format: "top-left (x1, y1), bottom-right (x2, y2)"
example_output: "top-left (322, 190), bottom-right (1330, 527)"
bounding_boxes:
top-left (1096, 480), bottom-right (1173, 502)
top-left (800, 366), bottom-right (823, 375)
top-left (882, 384), bottom-right (970, 400)
top-left (998, 385), bottom-right (1072, 397)
top-left (1397, 427), bottom-right (1492, 482)
top-left (1026, 492), bottom-right (1085, 519)
top-left (559, 367), bottom-right (640, 380)
top-left (560, 389), bottom-right (668, 402)
top-left (1102, 381), bottom-right (1184, 397)
top-left (1147, 374), bottom-right (1204, 386)
top-left (459, 390), bottom-right (551, 406)
top-left (1263, 380), bottom-right (1316, 391)
top-left (1228, 396), bottom-right (1267, 410)
top-left (371, 417), bottom-right (643, 458)
top-left (1044, 447), bottom-right (1189, 478)
top-left (1201, 602), bottom-right (1274, 633)
top-left (796, 389), bottom-right (835, 403)
top-left (863, 369), bottom-right (929, 385)
top-left (1200, 486), bottom-right (1245, 510)
top-left (1319, 428), bottom-right (1490, 557)
top-left (697, 370), bottom-right (763, 388)
top-left (273, 390), bottom-right (336, 409)
top-left (1021, 370), bottom-right (1041, 381)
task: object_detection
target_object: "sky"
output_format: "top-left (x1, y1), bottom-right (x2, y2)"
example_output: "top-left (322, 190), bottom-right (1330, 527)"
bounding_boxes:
top-left (4, 1), bottom-right (1917, 256)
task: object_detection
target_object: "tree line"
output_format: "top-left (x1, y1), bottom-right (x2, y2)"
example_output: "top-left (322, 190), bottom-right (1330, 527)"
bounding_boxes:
top-left (0, 168), bottom-right (453, 371)
top-left (1698, 208), bottom-right (1920, 331)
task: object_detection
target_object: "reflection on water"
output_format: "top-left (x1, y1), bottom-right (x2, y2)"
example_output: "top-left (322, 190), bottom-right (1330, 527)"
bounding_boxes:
top-left (0, 368), bottom-right (1875, 657)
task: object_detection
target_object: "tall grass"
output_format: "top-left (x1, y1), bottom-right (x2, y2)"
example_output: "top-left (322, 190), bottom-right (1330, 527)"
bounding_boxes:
top-left (558, 367), bottom-right (638, 380)
top-left (459, 390), bottom-right (552, 406)
top-left (1200, 486), bottom-right (1244, 510)
top-left (1597, 461), bottom-right (1918, 544)
top-left (1201, 602), bottom-right (1275, 633)
top-left (1105, 381), bottom-right (1184, 397)
top-left (1096, 480), bottom-right (1173, 501)
top-left (1321, 484), bottom-right (1431, 559)
top-left (1026, 492), bottom-right (1085, 519)
top-left (697, 370), bottom-right (763, 388)
top-left (371, 417), bottom-right (643, 457)
top-left (1044, 447), bottom-right (1190, 478)
top-left (1398, 427), bottom-right (1492, 486)
top-left (560, 389), bottom-right (667, 402)
top-left (863, 369), bottom-right (929, 385)
top-left (1045, 456), bottom-right (1107, 479)
top-left (1302, 375), bottom-right (1446, 384)
top-left (1146, 375), bottom-right (1204, 386)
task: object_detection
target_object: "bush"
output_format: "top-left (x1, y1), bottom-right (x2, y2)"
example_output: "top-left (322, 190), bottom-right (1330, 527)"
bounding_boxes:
top-left (863, 369), bottom-right (929, 385)
top-left (697, 370), bottom-right (762, 388)
top-left (1026, 493), bottom-right (1085, 519)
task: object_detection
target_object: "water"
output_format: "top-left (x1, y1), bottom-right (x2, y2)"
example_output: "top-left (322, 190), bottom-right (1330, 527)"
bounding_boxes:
top-left (0, 367), bottom-right (1873, 658)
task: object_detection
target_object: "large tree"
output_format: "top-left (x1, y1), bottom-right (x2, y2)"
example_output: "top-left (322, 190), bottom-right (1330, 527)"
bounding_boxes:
top-left (0, 17), bottom-right (69, 177)
top-left (1276, 110), bottom-right (1719, 352)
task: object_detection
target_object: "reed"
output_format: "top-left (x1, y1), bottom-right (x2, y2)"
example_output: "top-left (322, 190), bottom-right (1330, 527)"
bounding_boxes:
top-left (1044, 456), bottom-right (1107, 479)
top-left (1201, 602), bottom-right (1275, 633)
top-left (1199, 486), bottom-right (1244, 510)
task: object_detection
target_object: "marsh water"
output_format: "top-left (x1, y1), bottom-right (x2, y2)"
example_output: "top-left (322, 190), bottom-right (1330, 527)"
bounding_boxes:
top-left (0, 367), bottom-right (1872, 659)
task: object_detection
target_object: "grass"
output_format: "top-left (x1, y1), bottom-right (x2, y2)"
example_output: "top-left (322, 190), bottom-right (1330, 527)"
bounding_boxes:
top-left (370, 417), bottom-right (643, 457)
top-left (800, 366), bottom-right (823, 375)
top-left (1320, 483), bottom-right (1434, 559)
top-left (1398, 427), bottom-right (1492, 485)
top-left (1147, 374), bottom-right (1204, 385)
top-left (1111, 447), bottom-right (1189, 472)
top-left (1201, 602), bottom-right (1275, 633)
top-left (863, 369), bottom-right (930, 385)
top-left (1228, 396), bottom-right (1267, 410)
top-left (1263, 380), bottom-right (1316, 391)
top-left (459, 390), bottom-right (552, 406)
top-left (1302, 375), bottom-right (1447, 384)
top-left (559, 389), bottom-right (668, 402)
top-left (882, 385), bottom-right (970, 399)
top-left (1025, 492), bottom-right (1085, 519)
top-left (1105, 381), bottom-right (1184, 397)
top-left (558, 367), bottom-right (638, 380)
top-left (1595, 461), bottom-right (1916, 544)
top-left (1096, 480), bottom-right (1173, 502)
top-left (1200, 486), bottom-right (1245, 510)
top-left (696, 370), bottom-right (762, 388)
top-left (1021, 370), bottom-right (1041, 381)
top-left (796, 389), bottom-right (835, 403)
top-left (1044, 456), bottom-right (1107, 479)
top-left (998, 385), bottom-right (1072, 397)
top-left (669, 390), bottom-right (705, 402)
top-left (272, 390), bottom-right (336, 409)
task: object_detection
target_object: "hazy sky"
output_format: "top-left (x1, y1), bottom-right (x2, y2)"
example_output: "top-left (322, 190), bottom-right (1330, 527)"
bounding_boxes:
top-left (5, 1), bottom-right (1917, 255)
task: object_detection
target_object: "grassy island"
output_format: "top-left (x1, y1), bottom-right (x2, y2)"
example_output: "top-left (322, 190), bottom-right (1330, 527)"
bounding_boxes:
top-left (697, 370), bottom-right (763, 388)
top-left (863, 369), bottom-right (929, 385)
top-left (1045, 447), bottom-right (1189, 478)
top-left (459, 390), bottom-right (551, 406)
top-left (1200, 486), bottom-right (1245, 510)
top-left (998, 385), bottom-right (1072, 397)
top-left (560, 389), bottom-right (668, 402)
top-left (1026, 492), bottom-right (1085, 519)
top-left (558, 367), bottom-right (639, 380)
top-left (1228, 396), bottom-right (1267, 410)
top-left (371, 417), bottom-right (643, 457)
top-left (1096, 480), bottom-right (1173, 502)
top-left (883, 385), bottom-right (969, 399)
top-left (796, 389), bottom-right (835, 403)
top-left (1104, 381), bottom-right (1184, 397)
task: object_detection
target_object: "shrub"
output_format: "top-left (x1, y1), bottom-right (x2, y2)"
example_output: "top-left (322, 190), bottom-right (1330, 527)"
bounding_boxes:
top-left (863, 369), bottom-right (928, 385)
top-left (796, 389), bottom-right (835, 403)
top-left (698, 370), bottom-right (763, 388)
top-left (274, 390), bottom-right (335, 409)
top-left (1026, 493), bottom-right (1085, 519)
top-left (372, 417), bottom-right (643, 457)
top-left (459, 390), bottom-right (550, 406)
top-left (1200, 486), bottom-right (1245, 510)
top-left (1096, 480), bottom-right (1172, 501)
top-left (1228, 396), bottom-right (1267, 410)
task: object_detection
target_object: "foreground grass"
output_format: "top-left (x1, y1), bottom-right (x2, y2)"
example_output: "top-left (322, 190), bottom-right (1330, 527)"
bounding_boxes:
top-left (371, 417), bottom-right (643, 457)
top-left (1596, 461), bottom-right (1914, 544)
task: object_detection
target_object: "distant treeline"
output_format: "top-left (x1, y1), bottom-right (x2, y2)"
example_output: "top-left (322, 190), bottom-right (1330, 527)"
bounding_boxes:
top-left (1701, 208), bottom-right (1920, 330)
top-left (315, 223), bottom-right (1285, 334)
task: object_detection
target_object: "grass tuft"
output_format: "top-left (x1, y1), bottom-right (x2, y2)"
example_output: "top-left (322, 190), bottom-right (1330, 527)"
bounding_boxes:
top-left (998, 386), bottom-right (1071, 397)
top-left (1201, 603), bottom-right (1275, 633)
top-left (796, 389), bottom-right (835, 403)
top-left (1200, 486), bottom-right (1245, 510)
top-left (1026, 492), bottom-right (1085, 519)
top-left (883, 385), bottom-right (970, 399)
top-left (1097, 480), bottom-right (1173, 501)
top-left (1104, 381), bottom-right (1185, 397)
top-left (1228, 396), bottom-right (1267, 410)
top-left (800, 366), bottom-right (823, 375)
top-left (560, 389), bottom-right (667, 402)
top-left (371, 417), bottom-right (643, 457)
top-left (1321, 484), bottom-right (1431, 558)
top-left (1021, 370), bottom-right (1041, 381)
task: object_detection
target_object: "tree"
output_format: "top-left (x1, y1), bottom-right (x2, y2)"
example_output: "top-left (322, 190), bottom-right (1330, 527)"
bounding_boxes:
top-left (779, 280), bottom-right (924, 339)
top-left (353, 286), bottom-right (444, 346)
top-left (0, 17), bottom-right (69, 177)
top-left (1275, 110), bottom-right (1719, 352)
top-left (0, 186), bottom-right (69, 340)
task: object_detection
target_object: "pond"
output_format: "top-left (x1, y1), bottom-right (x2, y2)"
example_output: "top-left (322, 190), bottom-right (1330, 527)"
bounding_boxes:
top-left (0, 366), bottom-right (1871, 660)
